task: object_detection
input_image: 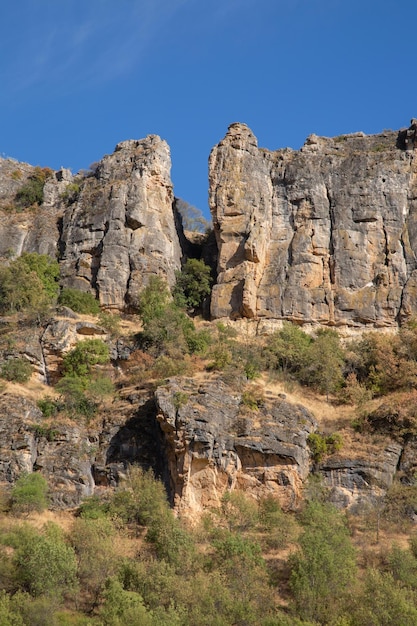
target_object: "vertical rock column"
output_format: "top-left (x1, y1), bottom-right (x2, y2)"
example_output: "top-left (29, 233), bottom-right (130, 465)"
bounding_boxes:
top-left (209, 123), bottom-right (273, 319)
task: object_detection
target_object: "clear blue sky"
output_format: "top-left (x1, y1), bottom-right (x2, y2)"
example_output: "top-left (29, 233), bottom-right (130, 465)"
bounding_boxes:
top-left (1, 0), bottom-right (415, 219)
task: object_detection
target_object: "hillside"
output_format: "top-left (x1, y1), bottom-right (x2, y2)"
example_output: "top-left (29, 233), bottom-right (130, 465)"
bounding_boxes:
top-left (0, 121), bottom-right (417, 623)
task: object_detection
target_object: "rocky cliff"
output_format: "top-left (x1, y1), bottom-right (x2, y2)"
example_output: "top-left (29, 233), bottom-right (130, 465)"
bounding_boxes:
top-left (209, 119), bottom-right (417, 329)
top-left (0, 134), bottom-right (182, 310)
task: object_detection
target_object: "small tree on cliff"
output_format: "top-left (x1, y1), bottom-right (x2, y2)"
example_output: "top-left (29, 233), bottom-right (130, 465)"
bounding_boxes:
top-left (173, 258), bottom-right (212, 311)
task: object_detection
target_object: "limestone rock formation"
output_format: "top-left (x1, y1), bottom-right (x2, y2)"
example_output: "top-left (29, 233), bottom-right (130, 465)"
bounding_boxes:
top-left (155, 377), bottom-right (317, 514)
top-left (209, 119), bottom-right (417, 329)
top-left (319, 441), bottom-right (403, 510)
top-left (59, 135), bottom-right (182, 308)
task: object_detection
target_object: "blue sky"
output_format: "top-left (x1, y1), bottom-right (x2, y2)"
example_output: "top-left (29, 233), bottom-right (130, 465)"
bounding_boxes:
top-left (1, 0), bottom-right (415, 219)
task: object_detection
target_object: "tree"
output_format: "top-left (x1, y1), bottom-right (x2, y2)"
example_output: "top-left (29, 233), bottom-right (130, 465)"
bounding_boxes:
top-left (300, 328), bottom-right (345, 400)
top-left (10, 473), bottom-right (48, 516)
top-left (264, 322), bottom-right (312, 375)
top-left (70, 517), bottom-right (119, 609)
top-left (0, 253), bottom-right (59, 315)
top-left (12, 522), bottom-right (77, 599)
top-left (175, 199), bottom-right (211, 234)
top-left (137, 276), bottom-right (210, 358)
top-left (173, 258), bottom-right (212, 311)
top-left (289, 501), bottom-right (356, 624)
top-left (62, 338), bottom-right (110, 378)
top-left (351, 569), bottom-right (417, 626)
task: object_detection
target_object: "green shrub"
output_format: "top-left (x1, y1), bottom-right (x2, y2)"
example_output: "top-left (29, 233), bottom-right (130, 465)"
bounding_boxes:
top-left (55, 376), bottom-right (97, 421)
top-left (16, 523), bottom-right (77, 599)
top-left (0, 253), bottom-right (59, 315)
top-left (15, 167), bottom-right (52, 208)
top-left (37, 396), bottom-right (59, 417)
top-left (307, 432), bottom-right (343, 463)
top-left (10, 473), bottom-right (48, 515)
top-left (58, 288), bottom-right (100, 315)
top-left (173, 258), bottom-right (212, 310)
top-left (62, 339), bottom-right (110, 378)
top-left (1, 359), bottom-right (32, 383)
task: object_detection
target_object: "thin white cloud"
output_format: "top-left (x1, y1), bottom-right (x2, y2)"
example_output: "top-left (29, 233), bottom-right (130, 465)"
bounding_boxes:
top-left (1, 0), bottom-right (193, 97)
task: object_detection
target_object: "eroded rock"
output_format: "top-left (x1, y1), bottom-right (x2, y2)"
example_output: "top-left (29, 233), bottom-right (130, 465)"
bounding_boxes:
top-left (155, 377), bottom-right (317, 514)
top-left (209, 122), bottom-right (417, 329)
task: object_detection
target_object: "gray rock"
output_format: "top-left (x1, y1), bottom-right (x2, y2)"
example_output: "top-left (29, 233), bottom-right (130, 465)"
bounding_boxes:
top-left (155, 378), bottom-right (317, 513)
top-left (209, 121), bottom-right (417, 329)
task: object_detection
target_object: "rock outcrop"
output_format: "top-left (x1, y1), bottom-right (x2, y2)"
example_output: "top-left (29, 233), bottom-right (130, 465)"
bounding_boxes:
top-left (209, 120), bottom-right (417, 329)
top-left (59, 136), bottom-right (182, 309)
top-left (0, 135), bottom-right (182, 310)
top-left (155, 377), bottom-right (317, 514)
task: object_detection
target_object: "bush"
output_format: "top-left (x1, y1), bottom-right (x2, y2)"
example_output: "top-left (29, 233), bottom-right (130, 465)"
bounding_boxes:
top-left (1, 359), bottom-right (32, 383)
top-left (58, 288), bottom-right (100, 315)
top-left (307, 432), bottom-right (343, 463)
top-left (0, 253), bottom-right (59, 315)
top-left (15, 167), bottom-right (52, 209)
top-left (173, 258), bottom-right (212, 310)
top-left (62, 339), bottom-right (110, 378)
top-left (138, 276), bottom-right (209, 358)
top-left (13, 523), bottom-right (77, 599)
top-left (10, 473), bottom-right (48, 515)
top-left (289, 501), bottom-right (356, 624)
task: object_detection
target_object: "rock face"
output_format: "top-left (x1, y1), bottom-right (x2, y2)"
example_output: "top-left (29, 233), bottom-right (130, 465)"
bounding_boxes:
top-left (319, 441), bottom-right (403, 511)
top-left (0, 135), bottom-right (182, 310)
top-left (209, 120), bottom-right (417, 329)
top-left (155, 378), bottom-right (317, 514)
top-left (0, 390), bottom-right (165, 509)
top-left (59, 136), bottom-right (182, 308)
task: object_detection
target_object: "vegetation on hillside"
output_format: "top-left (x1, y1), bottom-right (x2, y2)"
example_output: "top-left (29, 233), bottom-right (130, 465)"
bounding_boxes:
top-left (2, 253), bottom-right (417, 622)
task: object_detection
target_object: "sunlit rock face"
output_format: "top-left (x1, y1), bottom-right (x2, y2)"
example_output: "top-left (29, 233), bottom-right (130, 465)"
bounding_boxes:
top-left (209, 120), bottom-right (417, 329)
top-left (155, 377), bottom-right (317, 515)
top-left (59, 135), bottom-right (182, 309)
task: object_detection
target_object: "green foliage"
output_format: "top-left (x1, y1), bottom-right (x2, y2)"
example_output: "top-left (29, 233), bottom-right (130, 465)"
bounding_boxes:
top-left (15, 167), bottom-right (52, 208)
top-left (173, 391), bottom-right (189, 411)
top-left (99, 577), bottom-right (153, 626)
top-left (32, 425), bottom-right (58, 442)
top-left (0, 253), bottom-right (59, 315)
top-left (0, 590), bottom-right (24, 625)
top-left (55, 376), bottom-right (97, 421)
top-left (299, 328), bottom-right (345, 399)
top-left (351, 569), bottom-right (417, 625)
top-left (10, 473), bottom-right (48, 516)
top-left (78, 495), bottom-right (109, 520)
top-left (307, 431), bottom-right (343, 462)
top-left (386, 543), bottom-right (417, 589)
top-left (70, 517), bottom-right (119, 608)
top-left (258, 495), bottom-right (298, 549)
top-left (173, 258), bottom-right (212, 310)
top-left (264, 322), bottom-right (313, 374)
top-left (138, 276), bottom-right (209, 358)
top-left (11, 522), bottom-right (77, 599)
top-left (58, 288), bottom-right (100, 315)
top-left (289, 501), bottom-right (357, 624)
top-left (62, 339), bottom-right (110, 378)
top-left (0, 358), bottom-right (32, 383)
top-left (240, 384), bottom-right (265, 411)
top-left (37, 395), bottom-right (59, 417)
